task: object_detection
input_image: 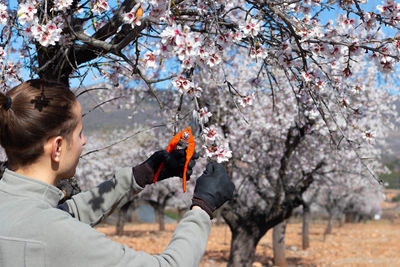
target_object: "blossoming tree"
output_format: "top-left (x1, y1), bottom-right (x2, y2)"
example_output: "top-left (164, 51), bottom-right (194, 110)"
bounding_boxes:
top-left (1, 0), bottom-right (400, 266)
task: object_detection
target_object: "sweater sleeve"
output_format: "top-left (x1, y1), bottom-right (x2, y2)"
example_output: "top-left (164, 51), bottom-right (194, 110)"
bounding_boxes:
top-left (58, 167), bottom-right (143, 226)
top-left (45, 208), bottom-right (212, 267)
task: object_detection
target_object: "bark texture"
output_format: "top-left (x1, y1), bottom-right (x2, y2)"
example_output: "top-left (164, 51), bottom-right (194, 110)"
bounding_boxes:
top-left (273, 221), bottom-right (288, 267)
top-left (116, 202), bottom-right (131, 236)
top-left (302, 202), bottom-right (310, 249)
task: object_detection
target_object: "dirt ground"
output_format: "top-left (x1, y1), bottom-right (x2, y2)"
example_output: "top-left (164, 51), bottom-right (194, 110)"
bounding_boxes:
top-left (95, 219), bottom-right (400, 266)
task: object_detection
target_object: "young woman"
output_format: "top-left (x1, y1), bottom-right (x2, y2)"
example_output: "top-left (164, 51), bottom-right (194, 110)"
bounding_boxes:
top-left (0, 79), bottom-right (235, 267)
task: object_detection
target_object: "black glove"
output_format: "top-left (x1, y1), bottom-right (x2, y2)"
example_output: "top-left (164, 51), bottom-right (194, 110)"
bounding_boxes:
top-left (191, 162), bottom-right (235, 219)
top-left (133, 149), bottom-right (199, 187)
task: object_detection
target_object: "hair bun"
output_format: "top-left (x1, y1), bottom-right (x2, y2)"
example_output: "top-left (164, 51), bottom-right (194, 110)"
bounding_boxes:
top-left (3, 97), bottom-right (11, 111)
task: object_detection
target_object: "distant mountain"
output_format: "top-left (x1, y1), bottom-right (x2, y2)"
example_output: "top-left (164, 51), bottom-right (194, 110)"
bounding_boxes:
top-left (76, 84), bottom-right (164, 133)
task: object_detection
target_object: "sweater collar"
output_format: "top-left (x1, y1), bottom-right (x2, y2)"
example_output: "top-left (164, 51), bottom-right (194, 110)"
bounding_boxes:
top-left (0, 169), bottom-right (65, 207)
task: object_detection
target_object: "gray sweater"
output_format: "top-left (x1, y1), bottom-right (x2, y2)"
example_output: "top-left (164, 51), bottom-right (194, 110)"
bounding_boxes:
top-left (0, 168), bottom-right (211, 267)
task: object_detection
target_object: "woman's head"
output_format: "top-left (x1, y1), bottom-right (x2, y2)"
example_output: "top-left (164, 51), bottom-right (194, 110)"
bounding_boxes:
top-left (0, 79), bottom-right (84, 175)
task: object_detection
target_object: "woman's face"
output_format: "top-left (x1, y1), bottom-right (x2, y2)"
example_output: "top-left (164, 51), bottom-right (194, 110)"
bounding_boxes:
top-left (58, 101), bottom-right (86, 179)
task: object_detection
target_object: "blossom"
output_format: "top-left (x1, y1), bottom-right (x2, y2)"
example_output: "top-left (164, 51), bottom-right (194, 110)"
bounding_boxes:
top-left (143, 51), bottom-right (157, 68)
top-left (5, 61), bottom-right (20, 82)
top-left (301, 72), bottom-right (312, 82)
top-left (18, 2), bottom-right (37, 25)
top-left (123, 10), bottom-right (142, 27)
top-left (32, 21), bottom-right (62, 47)
top-left (376, 55), bottom-right (395, 73)
top-left (92, 0), bottom-right (109, 15)
top-left (172, 76), bottom-right (192, 93)
top-left (202, 127), bottom-right (218, 142)
top-left (250, 47), bottom-right (267, 59)
top-left (199, 107), bottom-right (212, 124)
top-left (203, 144), bottom-right (232, 163)
top-left (206, 53), bottom-right (222, 67)
top-left (363, 130), bottom-right (375, 143)
top-left (304, 108), bottom-right (319, 120)
top-left (186, 86), bottom-right (202, 98)
top-left (53, 0), bottom-right (73, 12)
top-left (238, 93), bottom-right (254, 107)
top-left (363, 12), bottom-right (377, 31)
top-left (0, 3), bottom-right (8, 24)
top-left (336, 14), bottom-right (356, 33)
top-left (240, 18), bottom-right (262, 37)
top-left (377, 0), bottom-right (400, 24)
top-left (172, 76), bottom-right (201, 96)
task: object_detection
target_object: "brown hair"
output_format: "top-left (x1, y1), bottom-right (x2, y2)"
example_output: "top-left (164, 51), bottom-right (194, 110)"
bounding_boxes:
top-left (0, 79), bottom-right (78, 167)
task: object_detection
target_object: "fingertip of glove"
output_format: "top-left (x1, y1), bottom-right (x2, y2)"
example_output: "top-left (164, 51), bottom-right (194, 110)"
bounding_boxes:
top-left (157, 150), bottom-right (169, 159)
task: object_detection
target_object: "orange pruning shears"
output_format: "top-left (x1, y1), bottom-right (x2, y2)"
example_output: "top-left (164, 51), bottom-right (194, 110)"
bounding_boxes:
top-left (153, 126), bottom-right (196, 192)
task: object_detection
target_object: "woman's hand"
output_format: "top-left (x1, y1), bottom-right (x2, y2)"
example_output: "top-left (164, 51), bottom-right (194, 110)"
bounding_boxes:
top-left (133, 149), bottom-right (199, 187)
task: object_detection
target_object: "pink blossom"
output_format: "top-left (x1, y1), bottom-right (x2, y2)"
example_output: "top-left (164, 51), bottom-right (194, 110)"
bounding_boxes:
top-left (203, 144), bottom-right (232, 163)
top-left (250, 47), bottom-right (267, 59)
top-left (186, 86), bottom-right (202, 98)
top-left (5, 61), bottom-right (20, 82)
top-left (336, 14), bottom-right (357, 34)
top-left (362, 130), bottom-right (375, 143)
top-left (377, 0), bottom-right (400, 24)
top-left (0, 3), bottom-right (8, 24)
top-left (302, 72), bottom-right (312, 82)
top-left (238, 93), bottom-right (254, 107)
top-left (123, 10), bottom-right (142, 27)
top-left (171, 75), bottom-right (202, 96)
top-left (363, 12), bottom-right (377, 31)
top-left (304, 108), bottom-right (318, 120)
top-left (202, 127), bottom-right (218, 142)
top-left (53, 0), bottom-right (73, 12)
top-left (143, 51), bottom-right (157, 68)
top-left (18, 2), bottom-right (37, 25)
top-left (199, 107), bottom-right (212, 124)
top-left (240, 18), bottom-right (262, 38)
top-left (32, 21), bottom-right (62, 47)
top-left (92, 0), bottom-right (109, 15)
top-left (206, 53), bottom-right (221, 67)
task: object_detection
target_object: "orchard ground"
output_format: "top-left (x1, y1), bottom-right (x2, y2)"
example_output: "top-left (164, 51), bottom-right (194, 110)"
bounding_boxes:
top-left (96, 218), bottom-right (400, 267)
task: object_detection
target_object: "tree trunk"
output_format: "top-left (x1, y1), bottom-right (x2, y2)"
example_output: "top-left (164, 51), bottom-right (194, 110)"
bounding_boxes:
top-left (302, 203), bottom-right (310, 250)
top-left (323, 212), bottom-right (333, 241)
top-left (338, 213), bottom-right (344, 227)
top-left (227, 227), bottom-right (263, 267)
top-left (273, 221), bottom-right (288, 267)
top-left (116, 202), bottom-right (131, 235)
top-left (215, 209), bottom-right (224, 225)
top-left (177, 208), bottom-right (186, 222)
top-left (154, 205), bottom-right (165, 231)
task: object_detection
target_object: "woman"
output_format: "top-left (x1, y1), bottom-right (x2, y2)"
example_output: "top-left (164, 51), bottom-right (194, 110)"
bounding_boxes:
top-left (0, 79), bottom-right (235, 267)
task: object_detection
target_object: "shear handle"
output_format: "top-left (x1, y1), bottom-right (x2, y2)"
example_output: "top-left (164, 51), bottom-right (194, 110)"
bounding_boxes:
top-left (153, 127), bottom-right (195, 191)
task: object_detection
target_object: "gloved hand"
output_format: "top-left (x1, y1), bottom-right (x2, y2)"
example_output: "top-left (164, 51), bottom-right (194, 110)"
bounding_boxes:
top-left (133, 149), bottom-right (199, 187)
top-left (191, 162), bottom-right (235, 219)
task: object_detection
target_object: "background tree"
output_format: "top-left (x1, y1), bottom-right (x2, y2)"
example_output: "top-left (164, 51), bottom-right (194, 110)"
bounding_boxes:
top-left (1, 1), bottom-right (400, 266)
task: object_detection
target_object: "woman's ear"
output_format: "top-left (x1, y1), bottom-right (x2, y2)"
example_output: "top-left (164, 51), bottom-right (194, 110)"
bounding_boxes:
top-left (50, 136), bottom-right (63, 163)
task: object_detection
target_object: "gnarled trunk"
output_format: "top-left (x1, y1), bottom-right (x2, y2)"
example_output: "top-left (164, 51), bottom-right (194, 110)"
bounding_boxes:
top-left (228, 226), bottom-right (264, 267)
top-left (273, 221), bottom-right (287, 267)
